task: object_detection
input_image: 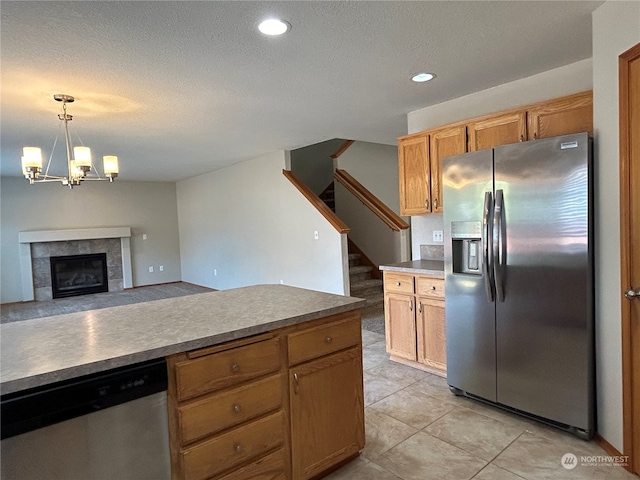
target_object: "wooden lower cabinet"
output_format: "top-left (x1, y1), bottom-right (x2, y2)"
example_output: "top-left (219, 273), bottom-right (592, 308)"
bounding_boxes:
top-left (166, 311), bottom-right (364, 480)
top-left (416, 298), bottom-right (446, 372)
top-left (289, 347), bottom-right (365, 479)
top-left (383, 271), bottom-right (446, 376)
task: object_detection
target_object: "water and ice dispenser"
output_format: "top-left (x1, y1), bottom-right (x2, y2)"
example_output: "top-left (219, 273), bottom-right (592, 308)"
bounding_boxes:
top-left (451, 221), bottom-right (482, 275)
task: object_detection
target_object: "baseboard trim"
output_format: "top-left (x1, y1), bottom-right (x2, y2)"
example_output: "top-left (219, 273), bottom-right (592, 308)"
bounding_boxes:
top-left (594, 434), bottom-right (633, 473)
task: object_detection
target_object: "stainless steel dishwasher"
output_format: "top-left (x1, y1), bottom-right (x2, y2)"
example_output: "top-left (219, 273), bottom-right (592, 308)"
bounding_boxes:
top-left (1, 358), bottom-right (171, 480)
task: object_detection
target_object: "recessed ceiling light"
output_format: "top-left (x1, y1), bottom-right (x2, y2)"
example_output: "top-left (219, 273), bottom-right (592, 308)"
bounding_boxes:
top-left (412, 72), bottom-right (436, 83)
top-left (258, 18), bottom-right (291, 36)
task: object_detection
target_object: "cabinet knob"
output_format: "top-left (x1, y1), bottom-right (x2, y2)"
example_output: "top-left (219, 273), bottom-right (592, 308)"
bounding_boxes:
top-left (434, 198), bottom-right (439, 210)
top-left (425, 198), bottom-right (430, 210)
top-left (519, 135), bottom-right (524, 142)
top-left (233, 403), bottom-right (242, 413)
top-left (235, 444), bottom-right (243, 454)
top-left (396, 282), bottom-right (401, 286)
top-left (431, 286), bottom-right (436, 290)
top-left (325, 336), bottom-right (333, 344)
top-left (230, 363), bottom-right (240, 373)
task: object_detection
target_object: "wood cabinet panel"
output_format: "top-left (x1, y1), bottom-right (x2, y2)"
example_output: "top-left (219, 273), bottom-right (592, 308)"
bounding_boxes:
top-left (429, 126), bottom-right (467, 213)
top-left (216, 448), bottom-right (286, 480)
top-left (287, 313), bottom-right (360, 366)
top-left (383, 272), bottom-right (415, 294)
top-left (289, 347), bottom-right (365, 480)
top-left (178, 374), bottom-right (282, 445)
top-left (416, 277), bottom-right (444, 299)
top-left (468, 111), bottom-right (527, 151)
top-left (181, 411), bottom-right (285, 480)
top-left (384, 292), bottom-right (417, 361)
top-left (175, 338), bottom-right (281, 401)
top-left (398, 134), bottom-right (430, 215)
top-left (416, 298), bottom-right (446, 373)
top-left (527, 91), bottom-right (593, 139)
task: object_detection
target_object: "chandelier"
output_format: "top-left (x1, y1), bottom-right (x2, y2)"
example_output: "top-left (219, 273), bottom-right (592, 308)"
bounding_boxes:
top-left (21, 94), bottom-right (119, 188)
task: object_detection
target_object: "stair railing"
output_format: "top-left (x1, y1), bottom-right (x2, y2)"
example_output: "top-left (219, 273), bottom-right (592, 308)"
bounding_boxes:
top-left (333, 169), bottom-right (409, 232)
top-left (282, 170), bottom-right (350, 233)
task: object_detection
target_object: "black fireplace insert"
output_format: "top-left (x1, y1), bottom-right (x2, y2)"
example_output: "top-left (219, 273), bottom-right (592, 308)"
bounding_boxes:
top-left (50, 253), bottom-right (108, 299)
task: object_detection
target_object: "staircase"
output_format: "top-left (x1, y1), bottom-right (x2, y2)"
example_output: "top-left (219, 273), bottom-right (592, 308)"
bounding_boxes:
top-left (348, 251), bottom-right (385, 334)
top-left (319, 182), bottom-right (335, 212)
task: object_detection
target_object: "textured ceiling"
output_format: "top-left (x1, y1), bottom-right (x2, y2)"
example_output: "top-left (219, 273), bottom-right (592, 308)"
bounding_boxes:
top-left (1, 1), bottom-right (603, 182)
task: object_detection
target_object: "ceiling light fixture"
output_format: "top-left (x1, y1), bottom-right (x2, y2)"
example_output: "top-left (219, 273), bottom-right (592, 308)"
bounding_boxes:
top-left (258, 18), bottom-right (291, 36)
top-left (20, 94), bottom-right (119, 188)
top-left (412, 72), bottom-right (436, 83)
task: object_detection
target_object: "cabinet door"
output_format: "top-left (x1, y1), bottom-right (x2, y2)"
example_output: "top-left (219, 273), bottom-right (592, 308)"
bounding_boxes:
top-left (416, 298), bottom-right (446, 374)
top-left (429, 126), bottom-right (466, 213)
top-left (384, 293), bottom-right (417, 360)
top-left (468, 111), bottom-right (527, 151)
top-left (289, 348), bottom-right (365, 480)
top-left (398, 134), bottom-right (430, 215)
top-left (527, 91), bottom-right (593, 140)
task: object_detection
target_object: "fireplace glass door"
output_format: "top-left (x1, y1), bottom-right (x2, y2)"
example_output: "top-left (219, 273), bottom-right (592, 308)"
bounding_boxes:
top-left (50, 253), bottom-right (108, 299)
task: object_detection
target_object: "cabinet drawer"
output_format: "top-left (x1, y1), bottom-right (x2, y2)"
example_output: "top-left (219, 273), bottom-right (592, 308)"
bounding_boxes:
top-left (175, 338), bottom-right (281, 401)
top-left (288, 314), bottom-right (361, 366)
top-left (179, 374), bottom-right (282, 445)
top-left (216, 448), bottom-right (286, 480)
top-left (181, 411), bottom-right (285, 480)
top-left (384, 273), bottom-right (415, 294)
top-left (416, 276), bottom-right (445, 299)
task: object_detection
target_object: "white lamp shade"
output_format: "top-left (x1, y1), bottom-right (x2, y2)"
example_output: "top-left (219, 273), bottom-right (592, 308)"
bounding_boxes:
top-left (103, 156), bottom-right (119, 174)
top-left (73, 146), bottom-right (92, 167)
top-left (22, 147), bottom-right (43, 168)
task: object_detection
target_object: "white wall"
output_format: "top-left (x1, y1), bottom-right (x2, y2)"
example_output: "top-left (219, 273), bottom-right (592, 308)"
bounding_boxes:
top-left (290, 139), bottom-right (345, 195)
top-left (592, 0), bottom-right (640, 453)
top-left (337, 141), bottom-right (404, 216)
top-left (335, 182), bottom-right (409, 269)
top-left (176, 150), bottom-right (347, 295)
top-left (0, 178), bottom-right (182, 303)
top-left (407, 59), bottom-right (593, 259)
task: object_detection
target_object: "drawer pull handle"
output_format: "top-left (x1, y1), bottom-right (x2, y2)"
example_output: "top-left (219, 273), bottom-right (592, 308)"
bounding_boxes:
top-left (233, 403), bottom-right (242, 413)
top-left (431, 286), bottom-right (436, 290)
top-left (409, 299), bottom-right (413, 311)
top-left (325, 336), bottom-right (333, 344)
top-left (396, 282), bottom-right (401, 286)
top-left (230, 363), bottom-right (240, 373)
top-left (293, 373), bottom-right (299, 395)
top-left (235, 444), bottom-right (243, 454)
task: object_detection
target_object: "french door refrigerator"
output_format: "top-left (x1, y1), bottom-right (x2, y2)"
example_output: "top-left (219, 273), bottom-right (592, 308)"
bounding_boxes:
top-left (442, 132), bottom-right (594, 439)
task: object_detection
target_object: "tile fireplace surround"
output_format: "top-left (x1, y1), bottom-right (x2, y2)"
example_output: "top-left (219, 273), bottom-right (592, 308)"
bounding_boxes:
top-left (19, 228), bottom-right (132, 302)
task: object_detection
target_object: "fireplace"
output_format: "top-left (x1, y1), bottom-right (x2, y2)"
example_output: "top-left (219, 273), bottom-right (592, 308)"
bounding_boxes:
top-left (50, 253), bottom-right (109, 299)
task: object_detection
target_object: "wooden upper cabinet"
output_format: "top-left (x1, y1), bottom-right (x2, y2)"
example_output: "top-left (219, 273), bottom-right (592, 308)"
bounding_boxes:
top-left (429, 126), bottom-right (467, 213)
top-left (527, 91), bottom-right (593, 139)
top-left (467, 111), bottom-right (527, 151)
top-left (398, 134), bottom-right (430, 215)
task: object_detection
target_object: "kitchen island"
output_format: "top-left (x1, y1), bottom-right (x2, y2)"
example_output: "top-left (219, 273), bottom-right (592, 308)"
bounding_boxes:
top-left (1, 284), bottom-right (366, 480)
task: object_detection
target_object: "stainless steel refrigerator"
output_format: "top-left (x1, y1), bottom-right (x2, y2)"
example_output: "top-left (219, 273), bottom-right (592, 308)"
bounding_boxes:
top-left (442, 132), bottom-right (594, 439)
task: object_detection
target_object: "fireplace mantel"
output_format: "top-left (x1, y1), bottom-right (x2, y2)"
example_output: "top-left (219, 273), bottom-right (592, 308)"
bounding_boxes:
top-left (19, 227), bottom-right (132, 302)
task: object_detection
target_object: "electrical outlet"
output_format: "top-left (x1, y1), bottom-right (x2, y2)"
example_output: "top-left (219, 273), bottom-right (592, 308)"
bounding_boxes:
top-left (142, 234), bottom-right (148, 240)
top-left (433, 230), bottom-right (444, 242)
top-left (148, 266), bottom-right (154, 273)
top-left (159, 265), bottom-right (164, 272)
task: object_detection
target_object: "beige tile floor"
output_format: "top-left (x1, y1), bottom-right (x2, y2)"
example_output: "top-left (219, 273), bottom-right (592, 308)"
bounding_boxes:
top-left (327, 330), bottom-right (636, 480)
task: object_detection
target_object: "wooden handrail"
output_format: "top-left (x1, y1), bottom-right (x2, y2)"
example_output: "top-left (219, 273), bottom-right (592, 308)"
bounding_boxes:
top-left (334, 169), bottom-right (409, 232)
top-left (282, 170), bottom-right (350, 234)
top-left (330, 140), bottom-right (355, 159)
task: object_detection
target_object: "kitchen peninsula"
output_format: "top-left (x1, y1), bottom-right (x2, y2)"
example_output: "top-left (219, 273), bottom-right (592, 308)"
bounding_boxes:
top-left (1, 284), bottom-right (366, 480)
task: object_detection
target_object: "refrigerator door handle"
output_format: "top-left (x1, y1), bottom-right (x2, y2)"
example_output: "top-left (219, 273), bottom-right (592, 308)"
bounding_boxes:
top-left (482, 191), bottom-right (494, 302)
top-left (493, 189), bottom-right (505, 301)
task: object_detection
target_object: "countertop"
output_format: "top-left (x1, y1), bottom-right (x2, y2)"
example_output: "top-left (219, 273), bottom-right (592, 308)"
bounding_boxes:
top-left (0, 284), bottom-right (365, 395)
top-left (379, 260), bottom-right (445, 278)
